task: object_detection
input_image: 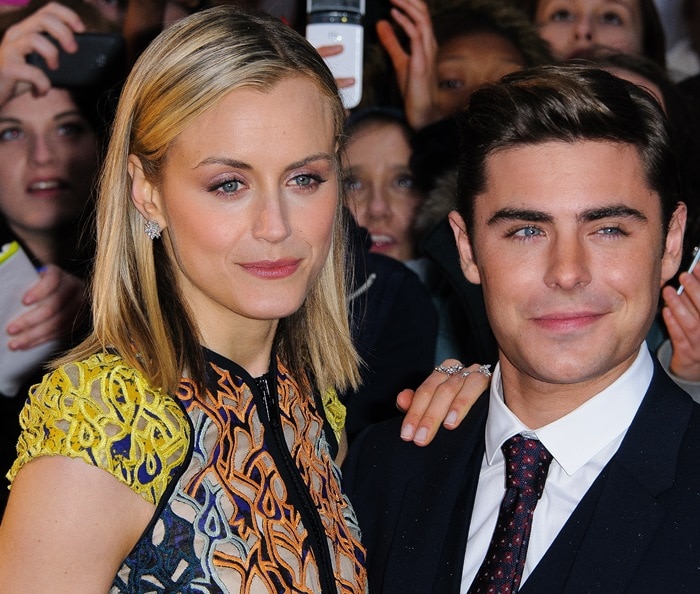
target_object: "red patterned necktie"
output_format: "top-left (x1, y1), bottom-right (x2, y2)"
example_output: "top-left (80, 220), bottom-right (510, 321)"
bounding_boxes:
top-left (468, 434), bottom-right (553, 594)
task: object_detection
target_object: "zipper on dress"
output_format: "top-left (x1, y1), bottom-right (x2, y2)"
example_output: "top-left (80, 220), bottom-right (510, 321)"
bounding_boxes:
top-left (257, 374), bottom-right (338, 593)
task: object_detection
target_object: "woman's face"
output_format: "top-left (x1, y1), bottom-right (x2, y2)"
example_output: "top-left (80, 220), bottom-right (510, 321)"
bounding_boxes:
top-left (84, 0), bottom-right (127, 27)
top-left (344, 121), bottom-right (423, 262)
top-left (535, 0), bottom-right (644, 60)
top-left (435, 31), bottom-right (525, 119)
top-left (133, 76), bottom-right (339, 338)
top-left (0, 88), bottom-right (97, 239)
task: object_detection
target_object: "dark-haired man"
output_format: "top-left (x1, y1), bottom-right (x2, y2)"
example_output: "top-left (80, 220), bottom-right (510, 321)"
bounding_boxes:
top-left (343, 64), bottom-right (700, 593)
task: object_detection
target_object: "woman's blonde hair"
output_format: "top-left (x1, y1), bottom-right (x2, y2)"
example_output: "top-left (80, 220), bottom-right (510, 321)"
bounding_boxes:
top-left (62, 5), bottom-right (360, 395)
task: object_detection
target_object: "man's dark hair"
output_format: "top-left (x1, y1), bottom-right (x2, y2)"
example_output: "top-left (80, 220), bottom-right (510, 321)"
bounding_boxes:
top-left (456, 64), bottom-right (680, 239)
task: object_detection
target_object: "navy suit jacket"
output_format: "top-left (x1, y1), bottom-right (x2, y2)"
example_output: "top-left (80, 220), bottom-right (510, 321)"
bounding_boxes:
top-left (342, 360), bottom-right (700, 593)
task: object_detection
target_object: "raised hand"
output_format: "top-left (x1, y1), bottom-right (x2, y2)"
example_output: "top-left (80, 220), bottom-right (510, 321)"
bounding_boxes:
top-left (662, 265), bottom-right (700, 381)
top-left (376, 0), bottom-right (441, 129)
top-left (0, 2), bottom-right (85, 104)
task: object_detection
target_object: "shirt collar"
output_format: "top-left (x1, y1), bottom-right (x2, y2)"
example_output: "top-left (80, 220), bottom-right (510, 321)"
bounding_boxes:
top-left (485, 344), bottom-right (652, 475)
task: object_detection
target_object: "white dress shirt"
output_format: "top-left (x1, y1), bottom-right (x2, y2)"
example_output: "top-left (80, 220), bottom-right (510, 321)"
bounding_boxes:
top-left (461, 345), bottom-right (653, 592)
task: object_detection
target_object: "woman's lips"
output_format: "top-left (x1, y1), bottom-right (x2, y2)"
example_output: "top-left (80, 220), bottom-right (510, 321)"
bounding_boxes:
top-left (27, 178), bottom-right (68, 197)
top-left (370, 232), bottom-right (396, 251)
top-left (240, 259), bottom-right (301, 279)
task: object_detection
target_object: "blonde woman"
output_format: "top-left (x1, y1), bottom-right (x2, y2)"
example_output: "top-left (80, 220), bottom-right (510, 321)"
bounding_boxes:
top-left (0, 6), bottom-right (365, 591)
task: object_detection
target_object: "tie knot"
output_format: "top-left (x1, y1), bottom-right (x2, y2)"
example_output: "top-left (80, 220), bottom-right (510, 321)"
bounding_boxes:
top-left (502, 434), bottom-right (552, 498)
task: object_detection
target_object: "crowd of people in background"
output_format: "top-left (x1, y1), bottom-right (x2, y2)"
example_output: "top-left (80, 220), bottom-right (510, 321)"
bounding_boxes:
top-left (0, 0), bottom-right (699, 590)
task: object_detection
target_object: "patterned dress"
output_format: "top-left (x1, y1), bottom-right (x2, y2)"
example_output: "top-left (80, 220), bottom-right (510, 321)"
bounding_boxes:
top-left (8, 349), bottom-right (367, 593)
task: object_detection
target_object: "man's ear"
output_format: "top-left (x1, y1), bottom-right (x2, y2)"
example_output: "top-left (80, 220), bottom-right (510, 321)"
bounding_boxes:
top-left (660, 201), bottom-right (687, 287)
top-left (128, 155), bottom-right (166, 228)
top-left (448, 210), bottom-right (481, 284)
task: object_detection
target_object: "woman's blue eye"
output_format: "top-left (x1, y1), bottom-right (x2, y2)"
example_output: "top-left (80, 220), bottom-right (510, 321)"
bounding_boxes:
top-left (438, 79), bottom-right (464, 90)
top-left (551, 9), bottom-right (573, 22)
top-left (295, 174), bottom-right (313, 187)
top-left (0, 128), bottom-right (22, 141)
top-left (57, 121), bottom-right (89, 138)
top-left (344, 176), bottom-right (361, 192)
top-left (293, 174), bottom-right (324, 189)
top-left (600, 12), bottom-right (623, 25)
top-left (396, 174), bottom-right (416, 190)
top-left (219, 179), bottom-right (241, 193)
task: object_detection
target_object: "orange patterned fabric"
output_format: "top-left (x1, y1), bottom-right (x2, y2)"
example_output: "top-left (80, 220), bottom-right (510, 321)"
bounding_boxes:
top-left (114, 350), bottom-right (367, 592)
top-left (8, 350), bottom-right (366, 592)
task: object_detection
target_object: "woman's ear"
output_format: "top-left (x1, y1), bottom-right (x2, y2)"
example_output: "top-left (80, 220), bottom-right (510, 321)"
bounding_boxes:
top-left (128, 155), bottom-right (166, 229)
top-left (448, 210), bottom-right (481, 284)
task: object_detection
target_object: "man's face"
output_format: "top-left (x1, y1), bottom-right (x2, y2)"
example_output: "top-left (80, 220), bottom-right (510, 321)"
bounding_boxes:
top-left (450, 140), bottom-right (685, 403)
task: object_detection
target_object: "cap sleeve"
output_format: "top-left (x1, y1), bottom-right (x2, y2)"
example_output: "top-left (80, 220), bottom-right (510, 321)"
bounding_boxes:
top-left (7, 353), bottom-right (191, 505)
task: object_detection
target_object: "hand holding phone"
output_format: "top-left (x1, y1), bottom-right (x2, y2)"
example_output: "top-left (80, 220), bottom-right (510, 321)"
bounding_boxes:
top-left (677, 245), bottom-right (700, 295)
top-left (0, 1), bottom-right (86, 103)
top-left (306, 1), bottom-right (365, 110)
top-left (26, 32), bottom-right (126, 88)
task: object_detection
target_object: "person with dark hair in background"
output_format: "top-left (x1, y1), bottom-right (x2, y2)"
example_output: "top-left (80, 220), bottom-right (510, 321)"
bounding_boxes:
top-left (341, 107), bottom-right (440, 441)
top-left (344, 64), bottom-right (700, 593)
top-left (522, 0), bottom-right (667, 67)
top-left (0, 0), bottom-right (122, 515)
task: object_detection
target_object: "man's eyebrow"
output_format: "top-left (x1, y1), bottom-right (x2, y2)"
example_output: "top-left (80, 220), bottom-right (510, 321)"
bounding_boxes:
top-left (486, 205), bottom-right (648, 226)
top-left (487, 208), bottom-right (553, 226)
top-left (577, 205), bottom-right (648, 223)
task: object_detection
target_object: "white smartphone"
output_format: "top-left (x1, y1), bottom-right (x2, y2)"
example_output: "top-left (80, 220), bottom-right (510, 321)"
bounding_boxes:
top-left (306, 0), bottom-right (365, 110)
top-left (677, 245), bottom-right (700, 295)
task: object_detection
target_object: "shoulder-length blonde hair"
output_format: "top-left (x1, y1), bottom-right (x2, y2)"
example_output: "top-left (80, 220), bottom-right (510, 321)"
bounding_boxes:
top-left (62, 5), bottom-right (360, 395)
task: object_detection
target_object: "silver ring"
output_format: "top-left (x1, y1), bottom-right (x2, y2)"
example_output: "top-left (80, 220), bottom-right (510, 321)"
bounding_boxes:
top-left (434, 363), bottom-right (465, 376)
top-left (460, 364), bottom-right (492, 379)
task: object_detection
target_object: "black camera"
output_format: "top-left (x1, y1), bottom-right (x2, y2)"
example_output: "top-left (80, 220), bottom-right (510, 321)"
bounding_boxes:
top-left (26, 32), bottom-right (126, 88)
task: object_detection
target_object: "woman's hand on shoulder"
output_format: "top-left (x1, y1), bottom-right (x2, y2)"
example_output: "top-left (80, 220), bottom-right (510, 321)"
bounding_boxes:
top-left (397, 359), bottom-right (491, 446)
top-left (0, 455), bottom-right (154, 591)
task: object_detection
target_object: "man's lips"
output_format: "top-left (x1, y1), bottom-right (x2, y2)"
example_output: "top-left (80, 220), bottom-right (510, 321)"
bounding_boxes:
top-left (532, 311), bottom-right (605, 332)
top-left (240, 259), bottom-right (301, 279)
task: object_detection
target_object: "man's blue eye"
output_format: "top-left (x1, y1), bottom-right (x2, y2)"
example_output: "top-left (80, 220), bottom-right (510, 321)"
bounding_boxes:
top-left (515, 226), bottom-right (541, 237)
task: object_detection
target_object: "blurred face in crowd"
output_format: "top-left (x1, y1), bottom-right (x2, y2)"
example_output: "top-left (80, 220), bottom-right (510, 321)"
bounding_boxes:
top-left (344, 120), bottom-right (423, 261)
top-left (436, 31), bottom-right (525, 118)
top-left (0, 88), bottom-right (97, 243)
top-left (84, 0), bottom-right (127, 27)
top-left (535, 0), bottom-right (644, 60)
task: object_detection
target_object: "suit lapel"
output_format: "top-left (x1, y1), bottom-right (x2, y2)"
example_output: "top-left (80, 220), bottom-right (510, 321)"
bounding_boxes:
top-left (433, 437), bottom-right (485, 594)
top-left (522, 363), bottom-right (693, 593)
top-left (383, 395), bottom-right (488, 594)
